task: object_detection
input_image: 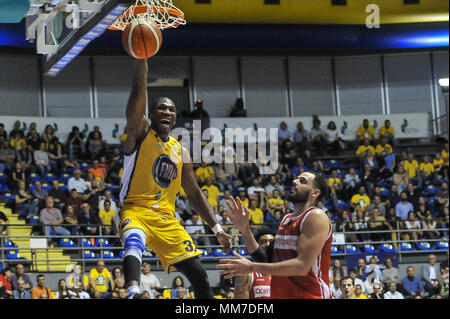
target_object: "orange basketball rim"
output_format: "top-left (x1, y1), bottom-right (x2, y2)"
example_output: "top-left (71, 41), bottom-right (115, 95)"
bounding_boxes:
top-left (109, 0), bottom-right (186, 31)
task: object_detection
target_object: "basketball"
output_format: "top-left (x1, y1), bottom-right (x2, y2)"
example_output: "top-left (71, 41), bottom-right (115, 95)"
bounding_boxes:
top-left (122, 18), bottom-right (162, 59)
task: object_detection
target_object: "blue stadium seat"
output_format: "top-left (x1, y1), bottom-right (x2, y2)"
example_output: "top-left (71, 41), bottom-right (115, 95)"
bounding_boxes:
top-left (329, 160), bottom-right (342, 169)
top-left (58, 183), bottom-right (68, 191)
top-left (103, 250), bottom-right (119, 259)
top-left (436, 241), bottom-right (449, 250)
top-left (400, 242), bottom-right (415, 252)
top-left (6, 251), bottom-right (26, 260)
top-left (379, 187), bottom-right (389, 196)
top-left (363, 244), bottom-right (379, 253)
top-left (29, 215), bottom-right (39, 224)
top-left (331, 245), bottom-right (344, 255)
top-left (213, 248), bottom-right (232, 257)
top-left (380, 243), bottom-right (397, 252)
top-left (80, 162), bottom-right (91, 171)
top-left (1, 192), bottom-right (14, 204)
top-left (337, 200), bottom-right (348, 209)
top-left (0, 183), bottom-right (9, 193)
top-left (4, 240), bottom-right (18, 249)
top-left (425, 185), bottom-right (438, 196)
top-left (59, 238), bottom-right (78, 247)
top-left (345, 245), bottom-right (361, 254)
top-left (119, 250), bottom-right (125, 258)
top-left (59, 173), bottom-right (72, 182)
top-left (237, 247), bottom-right (250, 257)
top-left (41, 182), bottom-right (51, 191)
top-left (81, 238), bottom-right (96, 248)
top-left (83, 250), bottom-right (96, 259)
top-left (95, 238), bottom-right (113, 247)
top-left (417, 242), bottom-right (433, 251)
top-left (0, 261), bottom-right (3, 273)
top-left (29, 173), bottom-right (41, 183)
top-left (45, 173), bottom-right (57, 182)
top-left (0, 172), bottom-right (7, 183)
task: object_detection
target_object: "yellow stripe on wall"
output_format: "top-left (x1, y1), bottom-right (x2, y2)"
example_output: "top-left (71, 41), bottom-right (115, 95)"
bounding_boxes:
top-left (173, 0), bottom-right (449, 25)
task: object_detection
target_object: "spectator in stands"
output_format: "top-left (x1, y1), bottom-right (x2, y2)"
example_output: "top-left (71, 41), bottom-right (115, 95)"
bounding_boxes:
top-left (14, 180), bottom-right (39, 220)
top-left (433, 152), bottom-right (444, 176)
top-left (278, 121), bottom-right (292, 142)
top-left (99, 199), bottom-right (116, 235)
top-left (325, 121), bottom-right (343, 155)
top-left (353, 205), bottom-right (370, 242)
top-left (404, 153), bottom-right (422, 189)
top-left (384, 281), bottom-right (404, 299)
top-left (343, 168), bottom-right (360, 201)
top-left (356, 138), bottom-right (375, 159)
top-left (0, 268), bottom-right (12, 299)
top-left (201, 177), bottom-right (220, 211)
top-left (382, 258), bottom-right (402, 292)
top-left (264, 174), bottom-right (286, 198)
top-left (293, 121), bottom-right (310, 151)
top-left (0, 210), bottom-right (10, 237)
top-left (403, 211), bottom-right (423, 243)
top-left (54, 279), bottom-right (77, 299)
top-left (379, 119), bottom-right (396, 147)
top-left (87, 125), bottom-right (103, 146)
top-left (393, 166), bottom-right (409, 196)
top-left (375, 137), bottom-right (393, 160)
top-left (247, 198), bottom-right (269, 236)
top-left (366, 195), bottom-right (386, 217)
top-left (354, 284), bottom-right (368, 299)
top-left (384, 208), bottom-right (400, 249)
top-left (356, 119), bottom-right (375, 144)
top-left (195, 160), bottom-right (215, 186)
top-left (64, 205), bottom-right (79, 235)
top-left (47, 137), bottom-right (65, 175)
top-left (402, 266), bottom-right (425, 299)
top-left (368, 207), bottom-right (389, 242)
top-left (439, 265), bottom-right (449, 298)
top-left (361, 163), bottom-right (378, 197)
top-left (329, 259), bottom-right (345, 281)
top-left (31, 274), bottom-right (53, 299)
top-left (415, 196), bottom-right (431, 220)
top-left (347, 268), bottom-right (365, 293)
top-left (40, 196), bottom-right (71, 237)
top-left (356, 258), bottom-right (369, 281)
top-left (11, 264), bottom-right (33, 299)
top-left (441, 143), bottom-right (449, 177)
top-left (214, 162), bottom-right (233, 192)
top-left (32, 180), bottom-right (48, 211)
top-left (395, 192), bottom-right (414, 220)
top-left (88, 160), bottom-right (106, 182)
top-left (438, 207), bottom-right (449, 239)
top-left (83, 179), bottom-right (103, 211)
top-left (340, 276), bottom-right (355, 299)
top-left (310, 119), bottom-right (327, 156)
top-left (11, 161), bottom-right (26, 189)
top-left (0, 139), bottom-right (15, 173)
top-left (26, 130), bottom-right (42, 151)
top-left (78, 202), bottom-right (99, 235)
top-left (291, 157), bottom-right (307, 179)
top-left (336, 210), bottom-right (358, 244)
top-left (238, 160), bottom-right (259, 187)
top-left (99, 190), bottom-right (117, 211)
top-left (405, 182), bottom-right (419, 206)
top-left (368, 282), bottom-right (384, 299)
top-left (422, 215), bottom-right (440, 239)
top-left (41, 125), bottom-right (55, 145)
top-left (266, 189), bottom-right (284, 213)
top-left (422, 254), bottom-right (441, 298)
top-left (47, 179), bottom-right (67, 211)
top-left (184, 213), bottom-right (211, 254)
top-left (15, 140), bottom-right (33, 173)
top-left (68, 169), bottom-right (86, 194)
top-left (12, 278), bottom-right (31, 299)
top-left (33, 143), bottom-right (51, 176)
top-left (247, 177), bottom-right (265, 201)
top-left (140, 262), bottom-right (160, 296)
top-left (10, 131), bottom-right (25, 151)
top-left (9, 120), bottom-right (24, 141)
top-left (328, 170), bottom-right (344, 199)
top-left (67, 126), bottom-right (86, 159)
top-left (89, 261), bottom-right (114, 299)
top-left (0, 123), bottom-right (7, 140)
top-left (67, 189), bottom-right (83, 217)
top-left (420, 155), bottom-right (437, 186)
top-left (350, 186), bottom-right (371, 212)
top-left (436, 182), bottom-right (449, 213)
top-left (66, 264), bottom-right (90, 297)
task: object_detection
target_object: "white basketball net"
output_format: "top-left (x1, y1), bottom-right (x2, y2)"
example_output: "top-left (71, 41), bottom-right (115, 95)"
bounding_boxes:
top-left (110, 0), bottom-right (186, 31)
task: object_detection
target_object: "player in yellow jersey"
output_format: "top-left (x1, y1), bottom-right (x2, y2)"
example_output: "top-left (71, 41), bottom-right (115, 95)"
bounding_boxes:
top-left (119, 59), bottom-right (232, 299)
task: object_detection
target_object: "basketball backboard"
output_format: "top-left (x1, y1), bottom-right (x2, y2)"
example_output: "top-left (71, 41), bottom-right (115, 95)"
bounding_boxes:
top-left (25, 0), bottom-right (131, 76)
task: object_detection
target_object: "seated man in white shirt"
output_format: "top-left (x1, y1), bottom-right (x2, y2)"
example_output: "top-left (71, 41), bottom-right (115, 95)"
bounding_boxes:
top-left (184, 214), bottom-right (212, 254)
top-left (384, 282), bottom-right (404, 299)
top-left (247, 178), bottom-right (265, 200)
top-left (68, 169), bottom-right (86, 194)
top-left (98, 190), bottom-right (117, 211)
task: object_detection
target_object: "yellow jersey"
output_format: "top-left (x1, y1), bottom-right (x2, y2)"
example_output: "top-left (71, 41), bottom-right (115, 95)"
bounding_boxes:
top-left (433, 158), bottom-right (444, 168)
top-left (375, 144), bottom-right (393, 156)
top-left (99, 209), bottom-right (116, 226)
top-left (120, 128), bottom-right (183, 215)
top-left (379, 125), bottom-right (395, 137)
top-left (89, 268), bottom-right (111, 293)
top-left (356, 145), bottom-right (375, 157)
top-left (357, 125), bottom-right (375, 141)
top-left (419, 163), bottom-right (434, 175)
top-left (351, 194), bottom-right (371, 211)
top-left (201, 184), bottom-right (220, 207)
top-left (248, 208), bottom-right (264, 224)
top-left (403, 160), bottom-right (419, 178)
top-left (195, 166), bottom-right (215, 183)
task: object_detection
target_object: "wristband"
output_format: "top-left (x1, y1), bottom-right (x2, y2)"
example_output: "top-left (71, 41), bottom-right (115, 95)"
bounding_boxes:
top-left (212, 224), bottom-right (224, 235)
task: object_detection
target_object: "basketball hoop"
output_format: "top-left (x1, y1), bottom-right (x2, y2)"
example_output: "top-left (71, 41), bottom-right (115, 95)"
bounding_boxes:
top-left (109, 0), bottom-right (186, 31)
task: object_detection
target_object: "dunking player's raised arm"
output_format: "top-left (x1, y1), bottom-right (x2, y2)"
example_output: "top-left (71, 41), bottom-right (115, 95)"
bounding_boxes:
top-left (123, 59), bottom-right (149, 155)
top-left (181, 147), bottom-right (233, 252)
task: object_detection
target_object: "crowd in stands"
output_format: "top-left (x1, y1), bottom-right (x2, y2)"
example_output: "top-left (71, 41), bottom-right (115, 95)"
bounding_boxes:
top-left (0, 116), bottom-right (449, 299)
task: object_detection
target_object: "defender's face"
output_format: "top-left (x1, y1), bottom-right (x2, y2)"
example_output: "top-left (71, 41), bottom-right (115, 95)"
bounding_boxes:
top-left (150, 98), bottom-right (177, 134)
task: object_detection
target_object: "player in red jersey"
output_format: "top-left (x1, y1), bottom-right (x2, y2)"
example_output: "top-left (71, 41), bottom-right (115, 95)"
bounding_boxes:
top-left (234, 233), bottom-right (274, 299)
top-left (217, 171), bottom-right (333, 299)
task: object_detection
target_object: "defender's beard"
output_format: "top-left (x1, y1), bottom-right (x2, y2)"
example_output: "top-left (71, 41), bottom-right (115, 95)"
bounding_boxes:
top-left (287, 188), bottom-right (311, 204)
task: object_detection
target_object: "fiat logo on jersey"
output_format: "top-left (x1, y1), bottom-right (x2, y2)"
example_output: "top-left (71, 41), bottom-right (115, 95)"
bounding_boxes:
top-left (153, 155), bottom-right (178, 188)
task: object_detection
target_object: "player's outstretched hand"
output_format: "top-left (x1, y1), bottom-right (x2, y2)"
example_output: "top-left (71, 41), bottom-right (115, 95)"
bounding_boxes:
top-left (225, 196), bottom-right (250, 233)
top-left (217, 231), bottom-right (233, 254)
top-left (216, 251), bottom-right (253, 279)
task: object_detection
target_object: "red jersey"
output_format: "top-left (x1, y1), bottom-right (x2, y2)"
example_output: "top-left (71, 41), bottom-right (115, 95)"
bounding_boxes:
top-left (271, 206), bottom-right (333, 299)
top-left (249, 272), bottom-right (272, 299)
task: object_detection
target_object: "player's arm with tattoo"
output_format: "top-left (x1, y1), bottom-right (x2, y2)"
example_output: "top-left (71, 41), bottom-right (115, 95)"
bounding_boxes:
top-left (234, 274), bottom-right (251, 299)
